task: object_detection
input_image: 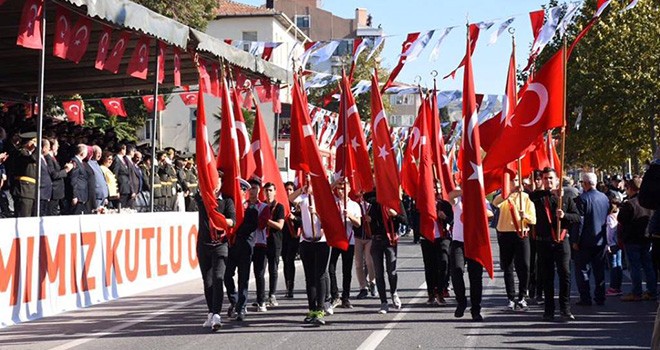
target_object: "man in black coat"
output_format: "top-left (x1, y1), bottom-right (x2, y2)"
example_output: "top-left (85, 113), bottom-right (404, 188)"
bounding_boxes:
top-left (11, 132), bottom-right (38, 217)
top-left (46, 138), bottom-right (72, 216)
top-left (112, 143), bottom-right (134, 209)
top-left (38, 139), bottom-right (53, 216)
top-left (66, 144), bottom-right (89, 215)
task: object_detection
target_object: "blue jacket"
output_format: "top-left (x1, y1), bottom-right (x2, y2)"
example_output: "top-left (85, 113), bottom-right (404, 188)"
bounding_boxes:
top-left (575, 188), bottom-right (610, 248)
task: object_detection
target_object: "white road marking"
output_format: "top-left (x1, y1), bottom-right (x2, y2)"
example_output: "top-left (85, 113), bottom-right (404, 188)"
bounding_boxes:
top-left (356, 282), bottom-right (427, 350)
top-left (464, 275), bottom-right (497, 349)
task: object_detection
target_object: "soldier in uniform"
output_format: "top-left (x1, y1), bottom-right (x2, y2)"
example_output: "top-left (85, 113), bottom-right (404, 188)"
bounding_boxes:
top-left (11, 132), bottom-right (38, 217)
top-left (185, 158), bottom-right (199, 211)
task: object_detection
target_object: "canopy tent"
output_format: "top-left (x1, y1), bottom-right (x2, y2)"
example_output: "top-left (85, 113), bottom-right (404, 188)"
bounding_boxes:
top-left (0, 0), bottom-right (292, 98)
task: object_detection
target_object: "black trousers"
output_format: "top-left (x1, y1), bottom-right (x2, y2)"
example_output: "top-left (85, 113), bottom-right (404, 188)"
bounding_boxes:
top-left (450, 240), bottom-right (483, 313)
top-left (299, 241), bottom-right (330, 311)
top-left (14, 197), bottom-right (35, 217)
top-left (529, 238), bottom-right (544, 298)
top-left (421, 237), bottom-right (451, 298)
top-left (119, 194), bottom-right (134, 209)
top-left (282, 231), bottom-right (299, 292)
top-left (574, 245), bottom-right (607, 304)
top-left (497, 231), bottom-right (530, 301)
top-left (197, 242), bottom-right (228, 314)
top-left (225, 239), bottom-right (253, 311)
top-left (69, 201), bottom-right (88, 215)
top-left (267, 232), bottom-right (283, 297)
top-left (329, 244), bottom-right (355, 300)
top-left (537, 239), bottom-right (571, 314)
top-left (39, 199), bottom-right (50, 216)
top-left (371, 237), bottom-right (398, 303)
top-left (253, 246), bottom-right (268, 304)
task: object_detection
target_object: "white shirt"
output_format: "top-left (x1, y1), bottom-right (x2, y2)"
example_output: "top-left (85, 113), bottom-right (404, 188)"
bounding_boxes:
top-left (452, 197), bottom-right (464, 242)
top-left (249, 201), bottom-right (269, 246)
top-left (336, 197), bottom-right (361, 245)
top-left (296, 194), bottom-right (325, 242)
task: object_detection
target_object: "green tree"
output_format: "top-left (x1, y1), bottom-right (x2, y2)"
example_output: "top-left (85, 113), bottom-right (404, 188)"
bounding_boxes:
top-left (132, 0), bottom-right (218, 30)
top-left (212, 106), bottom-right (255, 147)
top-left (563, 0), bottom-right (660, 172)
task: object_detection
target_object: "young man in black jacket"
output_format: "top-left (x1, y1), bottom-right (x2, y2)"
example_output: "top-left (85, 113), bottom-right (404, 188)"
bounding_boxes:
top-left (529, 167), bottom-right (581, 321)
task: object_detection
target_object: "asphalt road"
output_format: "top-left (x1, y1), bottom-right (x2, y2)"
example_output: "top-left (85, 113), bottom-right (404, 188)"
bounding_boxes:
top-left (1, 232), bottom-right (656, 350)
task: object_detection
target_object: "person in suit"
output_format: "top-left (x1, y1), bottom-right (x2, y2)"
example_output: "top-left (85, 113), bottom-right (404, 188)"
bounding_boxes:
top-left (83, 146), bottom-right (97, 213)
top-left (112, 144), bottom-right (134, 209)
top-left (88, 145), bottom-right (108, 209)
top-left (66, 144), bottom-right (89, 215)
top-left (38, 139), bottom-right (53, 215)
top-left (46, 138), bottom-right (72, 216)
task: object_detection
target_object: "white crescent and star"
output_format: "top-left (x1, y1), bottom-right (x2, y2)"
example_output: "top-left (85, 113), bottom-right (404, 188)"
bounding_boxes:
top-left (466, 110), bottom-right (478, 149)
top-left (99, 32), bottom-right (109, 54)
top-left (68, 104), bottom-right (80, 115)
top-left (112, 38), bottom-right (125, 57)
top-left (520, 82), bottom-right (548, 128)
top-left (73, 25), bottom-right (88, 46)
top-left (410, 127), bottom-right (421, 150)
top-left (373, 110), bottom-right (386, 130)
top-left (138, 43), bottom-right (148, 64)
top-left (467, 161), bottom-right (484, 186)
top-left (57, 15), bottom-right (68, 39)
top-left (27, 4), bottom-right (39, 30)
top-left (235, 121), bottom-right (250, 157)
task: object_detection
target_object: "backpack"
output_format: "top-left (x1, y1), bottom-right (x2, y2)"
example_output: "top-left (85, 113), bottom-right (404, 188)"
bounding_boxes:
top-left (639, 163), bottom-right (660, 210)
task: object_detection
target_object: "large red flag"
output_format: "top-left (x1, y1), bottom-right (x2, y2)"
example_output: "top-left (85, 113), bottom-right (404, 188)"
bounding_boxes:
top-left (224, 87), bottom-right (256, 180)
top-left (251, 98), bottom-right (290, 216)
top-left (430, 85), bottom-right (455, 199)
top-left (62, 100), bottom-right (84, 125)
top-left (103, 32), bottom-right (132, 74)
top-left (141, 95), bottom-right (165, 113)
top-left (126, 36), bottom-right (151, 80)
top-left (17, 0), bottom-right (43, 49)
top-left (370, 72), bottom-right (401, 213)
top-left (157, 41), bottom-right (166, 84)
top-left (101, 98), bottom-right (127, 117)
top-left (209, 64), bottom-right (220, 97)
top-left (483, 48), bottom-right (565, 171)
top-left (217, 76), bottom-right (244, 232)
top-left (195, 85), bottom-right (228, 232)
top-left (95, 25), bottom-right (113, 70)
top-left (382, 33), bottom-right (420, 92)
top-left (444, 24), bottom-right (480, 79)
top-left (480, 47), bottom-right (518, 152)
top-left (65, 16), bottom-right (92, 64)
top-left (415, 96), bottom-right (438, 242)
top-left (53, 6), bottom-right (73, 59)
top-left (290, 74), bottom-right (348, 251)
top-left (461, 33), bottom-right (494, 278)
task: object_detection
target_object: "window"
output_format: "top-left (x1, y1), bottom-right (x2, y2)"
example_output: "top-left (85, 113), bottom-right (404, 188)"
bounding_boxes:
top-left (242, 31), bottom-right (257, 52)
top-left (190, 108), bottom-right (197, 139)
top-left (295, 15), bottom-right (310, 29)
top-left (335, 40), bottom-right (350, 56)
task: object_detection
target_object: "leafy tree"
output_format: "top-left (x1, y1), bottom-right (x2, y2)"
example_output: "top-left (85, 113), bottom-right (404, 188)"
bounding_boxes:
top-left (132, 0), bottom-right (218, 30)
top-left (563, 0), bottom-right (660, 172)
top-left (212, 106), bottom-right (255, 147)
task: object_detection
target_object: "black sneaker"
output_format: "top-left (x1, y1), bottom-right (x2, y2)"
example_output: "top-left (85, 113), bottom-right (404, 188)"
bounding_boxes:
top-left (560, 311), bottom-right (575, 321)
top-left (341, 299), bottom-right (354, 309)
top-left (227, 304), bottom-right (236, 318)
top-left (284, 290), bottom-right (294, 299)
top-left (542, 313), bottom-right (554, 321)
top-left (303, 311), bottom-right (315, 324)
top-left (356, 289), bottom-right (369, 299)
top-left (368, 282), bottom-right (376, 297)
top-left (471, 312), bottom-right (484, 322)
top-left (454, 305), bottom-right (466, 318)
top-left (311, 315), bottom-right (326, 326)
top-left (236, 309), bottom-right (246, 321)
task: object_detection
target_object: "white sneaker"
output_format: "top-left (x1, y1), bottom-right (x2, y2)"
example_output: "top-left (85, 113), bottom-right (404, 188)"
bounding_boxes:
top-left (202, 312), bottom-right (213, 327)
top-left (378, 302), bottom-right (389, 314)
top-left (256, 303), bottom-right (268, 312)
top-left (210, 314), bottom-right (222, 331)
top-left (323, 301), bottom-right (334, 315)
top-left (268, 295), bottom-right (279, 307)
top-left (517, 299), bottom-right (529, 311)
top-left (392, 293), bottom-right (402, 309)
top-left (506, 300), bottom-right (516, 311)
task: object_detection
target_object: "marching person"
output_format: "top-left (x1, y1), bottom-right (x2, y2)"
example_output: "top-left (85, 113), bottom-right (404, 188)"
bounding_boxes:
top-left (225, 179), bottom-right (259, 321)
top-left (354, 191), bottom-right (376, 299)
top-left (282, 181), bottom-right (301, 298)
top-left (530, 167), bottom-right (581, 321)
top-left (492, 176), bottom-right (536, 311)
top-left (364, 190), bottom-right (408, 314)
top-left (420, 181), bottom-right (453, 306)
top-left (196, 170), bottom-right (236, 331)
top-left (328, 178), bottom-right (361, 309)
top-left (289, 177), bottom-right (329, 326)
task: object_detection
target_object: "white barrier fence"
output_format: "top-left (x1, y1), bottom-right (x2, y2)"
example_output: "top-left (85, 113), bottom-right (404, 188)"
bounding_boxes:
top-left (0, 212), bottom-right (201, 328)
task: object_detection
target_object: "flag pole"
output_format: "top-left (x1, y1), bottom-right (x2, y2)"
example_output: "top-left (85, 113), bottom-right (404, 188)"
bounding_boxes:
top-left (556, 37), bottom-right (568, 242)
top-left (149, 41), bottom-right (160, 213)
top-left (339, 67), bottom-right (349, 237)
top-left (507, 28), bottom-right (524, 230)
top-left (35, 4), bottom-right (47, 217)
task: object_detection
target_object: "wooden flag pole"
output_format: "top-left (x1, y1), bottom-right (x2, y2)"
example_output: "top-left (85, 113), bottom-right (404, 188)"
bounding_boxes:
top-left (556, 37), bottom-right (568, 242)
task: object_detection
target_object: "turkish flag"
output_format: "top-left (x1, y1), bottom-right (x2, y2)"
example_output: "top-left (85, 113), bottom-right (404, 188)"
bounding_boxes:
top-left (180, 92), bottom-right (198, 106)
top-left (430, 85), bottom-right (455, 199)
top-left (101, 98), bottom-right (127, 117)
top-left (460, 33), bottom-right (494, 278)
top-left (157, 41), bottom-right (166, 84)
top-left (416, 97), bottom-right (438, 242)
top-left (217, 77), bottom-right (245, 233)
top-left (401, 102), bottom-right (425, 198)
top-left (17, 0), bottom-right (43, 49)
top-left (127, 36), bottom-right (151, 80)
top-left (529, 10), bottom-right (545, 42)
top-left (173, 48), bottom-right (182, 87)
top-left (219, 86), bottom-right (256, 180)
top-left (62, 100), bottom-right (84, 125)
top-left (370, 72), bottom-right (401, 213)
top-left (251, 100), bottom-right (290, 216)
top-left (141, 95), bottom-right (165, 113)
top-left (549, 137), bottom-right (561, 178)
top-left (65, 16), bottom-right (92, 64)
top-left (290, 74), bottom-right (348, 251)
top-left (195, 84), bottom-right (229, 232)
top-left (382, 33), bottom-right (420, 92)
top-left (444, 24), bottom-right (480, 79)
top-left (103, 31), bottom-right (132, 74)
top-left (95, 25), bottom-right (113, 70)
top-left (272, 84), bottom-right (282, 114)
top-left (209, 64), bottom-right (220, 97)
top-left (197, 59), bottom-right (211, 94)
top-left (53, 6), bottom-right (73, 59)
top-left (483, 47), bottom-right (565, 172)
